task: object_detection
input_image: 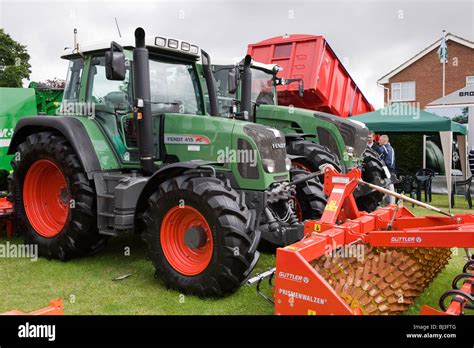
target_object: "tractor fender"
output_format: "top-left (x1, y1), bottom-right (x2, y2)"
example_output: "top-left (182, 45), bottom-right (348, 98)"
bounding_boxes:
top-left (8, 116), bottom-right (101, 176)
top-left (134, 160), bottom-right (219, 232)
top-left (286, 154), bottom-right (307, 163)
top-left (284, 133), bottom-right (316, 144)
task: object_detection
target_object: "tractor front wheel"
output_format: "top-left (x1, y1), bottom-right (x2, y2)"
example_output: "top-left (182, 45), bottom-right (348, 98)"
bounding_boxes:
top-left (11, 131), bottom-right (106, 260)
top-left (290, 168), bottom-right (327, 222)
top-left (287, 140), bottom-right (342, 182)
top-left (142, 174), bottom-right (260, 297)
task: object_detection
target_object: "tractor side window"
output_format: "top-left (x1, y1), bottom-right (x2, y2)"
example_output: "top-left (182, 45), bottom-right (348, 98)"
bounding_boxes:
top-left (63, 58), bottom-right (84, 103)
top-left (149, 59), bottom-right (202, 115)
top-left (88, 56), bottom-right (131, 111)
top-left (251, 69), bottom-right (275, 106)
top-left (87, 56), bottom-right (132, 157)
top-left (213, 66), bottom-right (235, 117)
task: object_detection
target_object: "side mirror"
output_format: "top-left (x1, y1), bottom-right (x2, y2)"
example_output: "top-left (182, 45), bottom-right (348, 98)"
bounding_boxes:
top-left (228, 67), bottom-right (238, 94)
top-left (105, 41), bottom-right (126, 81)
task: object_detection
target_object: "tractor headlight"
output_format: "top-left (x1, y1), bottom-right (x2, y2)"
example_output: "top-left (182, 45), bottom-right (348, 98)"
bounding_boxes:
top-left (345, 146), bottom-right (354, 159)
top-left (168, 39), bottom-right (179, 49)
top-left (285, 157), bottom-right (292, 171)
top-left (262, 159), bottom-right (276, 173)
top-left (155, 37), bottom-right (166, 47)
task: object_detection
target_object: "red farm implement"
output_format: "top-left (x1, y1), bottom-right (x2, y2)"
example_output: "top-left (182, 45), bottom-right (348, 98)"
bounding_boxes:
top-left (1, 299), bottom-right (64, 315)
top-left (249, 166), bottom-right (474, 315)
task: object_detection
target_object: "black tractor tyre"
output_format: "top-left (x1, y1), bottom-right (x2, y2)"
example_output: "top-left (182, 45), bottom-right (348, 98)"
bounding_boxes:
top-left (11, 131), bottom-right (106, 260)
top-left (290, 168), bottom-right (327, 221)
top-left (0, 169), bottom-right (8, 192)
top-left (355, 147), bottom-right (389, 212)
top-left (141, 174), bottom-right (260, 297)
top-left (286, 140), bottom-right (342, 182)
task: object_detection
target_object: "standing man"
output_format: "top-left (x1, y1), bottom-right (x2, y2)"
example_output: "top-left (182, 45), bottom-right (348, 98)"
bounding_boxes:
top-left (367, 131), bottom-right (382, 155)
top-left (379, 135), bottom-right (396, 205)
top-left (379, 135), bottom-right (396, 174)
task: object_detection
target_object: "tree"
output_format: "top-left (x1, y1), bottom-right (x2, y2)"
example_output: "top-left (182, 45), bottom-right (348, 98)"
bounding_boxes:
top-left (0, 29), bottom-right (31, 87)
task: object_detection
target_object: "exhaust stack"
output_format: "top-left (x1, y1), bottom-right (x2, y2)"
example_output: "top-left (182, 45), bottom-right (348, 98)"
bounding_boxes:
top-left (240, 55), bottom-right (253, 121)
top-left (133, 27), bottom-right (155, 175)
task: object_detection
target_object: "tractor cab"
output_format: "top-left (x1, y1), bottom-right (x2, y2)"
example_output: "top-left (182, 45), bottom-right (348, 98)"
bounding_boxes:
top-left (61, 36), bottom-right (208, 167)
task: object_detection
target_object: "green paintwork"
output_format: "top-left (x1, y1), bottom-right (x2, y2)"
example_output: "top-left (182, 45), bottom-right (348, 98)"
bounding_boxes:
top-left (28, 82), bottom-right (64, 116)
top-left (255, 104), bottom-right (349, 164)
top-left (74, 116), bottom-right (121, 170)
top-left (164, 113), bottom-right (288, 190)
top-left (0, 88), bottom-right (37, 172)
top-left (210, 64), bottom-right (355, 168)
top-left (50, 49), bottom-right (285, 190)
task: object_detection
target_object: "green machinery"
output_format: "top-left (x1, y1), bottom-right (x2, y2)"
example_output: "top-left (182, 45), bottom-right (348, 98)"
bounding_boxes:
top-left (7, 28), bottom-right (324, 296)
top-left (0, 83), bottom-right (64, 190)
top-left (211, 56), bottom-right (390, 212)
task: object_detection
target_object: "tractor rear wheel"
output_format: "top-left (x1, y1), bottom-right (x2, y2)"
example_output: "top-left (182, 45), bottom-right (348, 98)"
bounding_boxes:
top-left (290, 168), bottom-right (327, 221)
top-left (142, 174), bottom-right (260, 297)
top-left (11, 131), bottom-right (106, 260)
top-left (355, 147), bottom-right (389, 212)
top-left (0, 169), bottom-right (8, 192)
top-left (287, 140), bottom-right (342, 182)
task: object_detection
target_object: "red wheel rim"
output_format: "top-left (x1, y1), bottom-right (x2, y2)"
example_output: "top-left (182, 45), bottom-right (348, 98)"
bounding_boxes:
top-left (291, 160), bottom-right (313, 173)
top-left (23, 159), bottom-right (69, 238)
top-left (161, 206), bottom-right (213, 276)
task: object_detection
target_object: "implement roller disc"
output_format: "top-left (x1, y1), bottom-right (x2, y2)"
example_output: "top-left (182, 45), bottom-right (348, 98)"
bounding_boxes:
top-left (312, 247), bottom-right (452, 315)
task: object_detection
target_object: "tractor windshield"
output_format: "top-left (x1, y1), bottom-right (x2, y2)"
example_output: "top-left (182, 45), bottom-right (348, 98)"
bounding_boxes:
top-left (251, 69), bottom-right (276, 106)
top-left (149, 58), bottom-right (203, 115)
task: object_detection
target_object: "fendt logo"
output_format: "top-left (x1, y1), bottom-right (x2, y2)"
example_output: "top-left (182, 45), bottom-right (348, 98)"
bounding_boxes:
top-left (278, 271), bottom-right (310, 284)
top-left (390, 236), bottom-right (423, 244)
top-left (271, 142), bottom-right (286, 149)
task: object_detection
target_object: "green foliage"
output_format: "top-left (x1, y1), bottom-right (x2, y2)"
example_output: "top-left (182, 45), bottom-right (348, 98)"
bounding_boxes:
top-left (0, 29), bottom-right (31, 87)
top-left (452, 107), bottom-right (469, 124)
top-left (387, 132), bottom-right (424, 173)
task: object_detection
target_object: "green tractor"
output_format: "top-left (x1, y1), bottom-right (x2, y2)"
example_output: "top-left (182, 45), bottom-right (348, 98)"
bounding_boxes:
top-left (7, 28), bottom-right (322, 296)
top-left (210, 56), bottom-right (390, 212)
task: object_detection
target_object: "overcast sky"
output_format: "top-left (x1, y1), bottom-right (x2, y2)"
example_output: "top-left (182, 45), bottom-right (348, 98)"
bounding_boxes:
top-left (0, 0), bottom-right (472, 107)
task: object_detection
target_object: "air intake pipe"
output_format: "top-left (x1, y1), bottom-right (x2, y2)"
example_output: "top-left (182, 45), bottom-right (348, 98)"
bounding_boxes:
top-left (201, 50), bottom-right (218, 116)
top-left (240, 54), bottom-right (253, 122)
top-left (133, 27), bottom-right (155, 175)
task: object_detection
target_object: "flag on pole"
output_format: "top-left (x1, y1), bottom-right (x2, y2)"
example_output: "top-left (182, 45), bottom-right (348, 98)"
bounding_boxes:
top-left (437, 31), bottom-right (448, 63)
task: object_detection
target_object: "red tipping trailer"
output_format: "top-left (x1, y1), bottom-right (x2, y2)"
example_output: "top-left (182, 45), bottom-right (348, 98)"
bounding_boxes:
top-left (247, 34), bottom-right (375, 117)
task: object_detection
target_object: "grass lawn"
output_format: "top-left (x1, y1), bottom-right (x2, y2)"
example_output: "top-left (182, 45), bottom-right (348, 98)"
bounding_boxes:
top-left (0, 194), bottom-right (472, 315)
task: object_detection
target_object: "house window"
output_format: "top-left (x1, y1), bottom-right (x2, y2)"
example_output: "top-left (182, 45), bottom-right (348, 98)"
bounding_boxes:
top-left (467, 76), bottom-right (474, 86)
top-left (391, 81), bottom-right (416, 102)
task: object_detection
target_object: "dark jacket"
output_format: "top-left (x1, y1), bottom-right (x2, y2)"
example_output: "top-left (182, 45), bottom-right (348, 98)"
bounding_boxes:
top-left (381, 143), bottom-right (396, 172)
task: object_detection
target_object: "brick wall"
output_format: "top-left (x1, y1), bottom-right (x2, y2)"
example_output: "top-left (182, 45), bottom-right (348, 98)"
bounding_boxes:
top-left (383, 40), bottom-right (474, 108)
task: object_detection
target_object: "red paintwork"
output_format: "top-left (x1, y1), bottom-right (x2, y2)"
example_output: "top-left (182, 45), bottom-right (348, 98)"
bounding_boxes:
top-left (274, 167), bottom-right (474, 315)
top-left (0, 197), bottom-right (14, 238)
top-left (160, 205), bottom-right (213, 276)
top-left (23, 159), bottom-right (69, 238)
top-left (2, 299), bottom-right (63, 315)
top-left (247, 35), bottom-right (375, 117)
